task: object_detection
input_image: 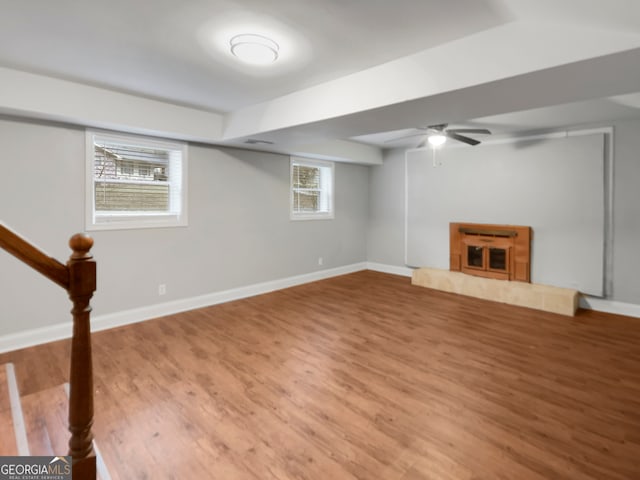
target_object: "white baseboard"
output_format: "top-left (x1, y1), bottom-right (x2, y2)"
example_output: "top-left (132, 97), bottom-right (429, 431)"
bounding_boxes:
top-left (0, 323), bottom-right (72, 357)
top-left (366, 262), bottom-right (414, 277)
top-left (579, 296), bottom-right (640, 318)
top-left (2, 262), bottom-right (637, 353)
top-left (0, 262), bottom-right (367, 354)
top-left (366, 262), bottom-right (640, 318)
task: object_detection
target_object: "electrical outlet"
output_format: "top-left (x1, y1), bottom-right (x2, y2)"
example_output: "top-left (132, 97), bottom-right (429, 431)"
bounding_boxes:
top-left (318, 257), bottom-right (323, 266)
top-left (158, 284), bottom-right (167, 296)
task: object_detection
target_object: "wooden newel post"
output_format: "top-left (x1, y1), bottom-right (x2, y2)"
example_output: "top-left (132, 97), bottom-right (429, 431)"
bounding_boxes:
top-left (67, 233), bottom-right (97, 480)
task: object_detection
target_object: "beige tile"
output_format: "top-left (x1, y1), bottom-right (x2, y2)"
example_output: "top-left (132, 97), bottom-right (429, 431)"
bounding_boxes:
top-left (412, 268), bottom-right (578, 316)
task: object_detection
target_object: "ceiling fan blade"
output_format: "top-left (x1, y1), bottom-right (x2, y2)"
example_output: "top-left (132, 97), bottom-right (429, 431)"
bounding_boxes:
top-left (416, 140), bottom-right (427, 148)
top-left (447, 128), bottom-right (491, 135)
top-left (447, 132), bottom-right (481, 146)
top-left (383, 132), bottom-right (427, 143)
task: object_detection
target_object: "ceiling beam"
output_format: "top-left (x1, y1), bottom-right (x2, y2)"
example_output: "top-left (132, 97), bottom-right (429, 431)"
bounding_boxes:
top-left (222, 22), bottom-right (640, 142)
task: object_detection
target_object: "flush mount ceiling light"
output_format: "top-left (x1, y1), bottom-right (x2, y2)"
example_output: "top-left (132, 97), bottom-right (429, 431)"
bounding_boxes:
top-left (427, 134), bottom-right (447, 147)
top-left (230, 34), bottom-right (279, 65)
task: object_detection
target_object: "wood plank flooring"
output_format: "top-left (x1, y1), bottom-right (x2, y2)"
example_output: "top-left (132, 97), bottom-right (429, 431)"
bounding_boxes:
top-left (21, 384), bottom-right (70, 456)
top-left (1, 270), bottom-right (639, 479)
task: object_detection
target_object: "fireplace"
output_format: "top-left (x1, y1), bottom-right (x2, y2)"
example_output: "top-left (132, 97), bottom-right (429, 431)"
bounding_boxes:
top-left (450, 223), bottom-right (531, 282)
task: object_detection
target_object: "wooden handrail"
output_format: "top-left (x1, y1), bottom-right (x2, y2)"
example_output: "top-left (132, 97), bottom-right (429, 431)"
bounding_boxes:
top-left (0, 224), bottom-right (69, 289)
top-left (0, 224), bottom-right (96, 480)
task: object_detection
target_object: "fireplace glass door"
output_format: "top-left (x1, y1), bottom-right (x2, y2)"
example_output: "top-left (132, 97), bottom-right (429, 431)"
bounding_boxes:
top-left (463, 243), bottom-right (511, 280)
top-left (488, 247), bottom-right (507, 271)
top-left (467, 246), bottom-right (484, 268)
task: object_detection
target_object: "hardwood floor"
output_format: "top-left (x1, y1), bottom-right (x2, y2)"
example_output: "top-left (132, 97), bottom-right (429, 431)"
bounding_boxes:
top-left (1, 270), bottom-right (639, 479)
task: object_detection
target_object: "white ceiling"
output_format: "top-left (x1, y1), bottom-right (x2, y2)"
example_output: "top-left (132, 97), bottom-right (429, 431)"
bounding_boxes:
top-left (1, 0), bottom-right (640, 158)
top-left (354, 93), bottom-right (640, 148)
top-left (0, 0), bottom-right (507, 112)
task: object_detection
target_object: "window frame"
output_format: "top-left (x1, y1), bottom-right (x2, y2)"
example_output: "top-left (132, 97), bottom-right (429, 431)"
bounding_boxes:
top-left (85, 130), bottom-right (188, 231)
top-left (290, 156), bottom-right (335, 221)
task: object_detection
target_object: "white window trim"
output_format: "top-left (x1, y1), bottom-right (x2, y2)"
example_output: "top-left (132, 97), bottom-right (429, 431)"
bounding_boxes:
top-left (290, 156), bottom-right (335, 221)
top-left (85, 130), bottom-right (188, 231)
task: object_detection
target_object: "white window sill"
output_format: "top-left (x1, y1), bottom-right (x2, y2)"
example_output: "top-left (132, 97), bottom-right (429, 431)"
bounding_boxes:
top-left (88, 213), bottom-right (188, 231)
top-left (290, 213), bottom-right (334, 221)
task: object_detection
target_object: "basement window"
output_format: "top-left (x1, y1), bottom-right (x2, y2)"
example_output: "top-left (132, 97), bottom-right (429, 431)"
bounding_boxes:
top-left (290, 157), bottom-right (334, 220)
top-left (86, 130), bottom-right (188, 230)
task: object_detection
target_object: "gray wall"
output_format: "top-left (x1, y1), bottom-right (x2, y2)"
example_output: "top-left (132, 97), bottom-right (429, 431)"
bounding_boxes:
top-left (2, 114), bottom-right (639, 339)
top-left (406, 134), bottom-right (605, 296)
top-left (611, 119), bottom-right (640, 304)
top-left (368, 120), bottom-right (640, 305)
top-left (0, 117), bottom-right (369, 336)
top-left (367, 148), bottom-right (406, 267)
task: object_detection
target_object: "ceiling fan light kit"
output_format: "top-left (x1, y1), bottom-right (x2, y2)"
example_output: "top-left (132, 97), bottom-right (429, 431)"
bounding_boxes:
top-left (385, 123), bottom-right (492, 148)
top-left (427, 133), bottom-right (447, 147)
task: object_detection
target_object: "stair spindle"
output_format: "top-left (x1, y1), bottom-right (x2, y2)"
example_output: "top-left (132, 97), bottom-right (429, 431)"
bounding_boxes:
top-left (67, 234), bottom-right (97, 480)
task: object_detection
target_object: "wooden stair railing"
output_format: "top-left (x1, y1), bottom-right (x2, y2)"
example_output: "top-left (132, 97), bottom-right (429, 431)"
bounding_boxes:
top-left (0, 223), bottom-right (96, 480)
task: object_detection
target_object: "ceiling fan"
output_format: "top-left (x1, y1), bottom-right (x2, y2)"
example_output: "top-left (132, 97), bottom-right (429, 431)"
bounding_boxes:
top-left (385, 123), bottom-right (492, 147)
